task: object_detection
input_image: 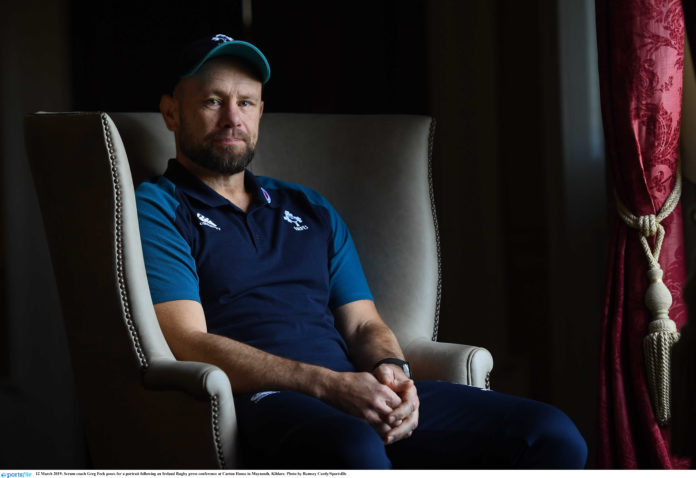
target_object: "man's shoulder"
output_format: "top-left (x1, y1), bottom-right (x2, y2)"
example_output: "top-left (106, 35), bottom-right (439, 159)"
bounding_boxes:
top-left (135, 174), bottom-right (179, 199)
top-left (135, 175), bottom-right (181, 217)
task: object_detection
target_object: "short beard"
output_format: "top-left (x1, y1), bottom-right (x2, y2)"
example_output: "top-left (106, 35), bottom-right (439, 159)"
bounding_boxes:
top-left (181, 139), bottom-right (255, 175)
top-left (178, 114), bottom-right (256, 175)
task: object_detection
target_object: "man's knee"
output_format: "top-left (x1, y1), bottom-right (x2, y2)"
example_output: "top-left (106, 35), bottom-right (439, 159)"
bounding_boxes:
top-left (326, 418), bottom-right (391, 469)
top-left (280, 415), bottom-right (391, 469)
top-left (515, 402), bottom-right (587, 469)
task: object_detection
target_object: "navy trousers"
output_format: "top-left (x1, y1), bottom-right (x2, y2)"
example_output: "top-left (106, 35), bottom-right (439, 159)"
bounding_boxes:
top-left (233, 380), bottom-right (587, 469)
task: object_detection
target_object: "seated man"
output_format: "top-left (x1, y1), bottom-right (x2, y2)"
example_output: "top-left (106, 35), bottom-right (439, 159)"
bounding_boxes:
top-left (136, 34), bottom-right (587, 469)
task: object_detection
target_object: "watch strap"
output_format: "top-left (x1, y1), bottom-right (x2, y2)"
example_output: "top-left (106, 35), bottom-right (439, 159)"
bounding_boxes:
top-left (372, 358), bottom-right (411, 378)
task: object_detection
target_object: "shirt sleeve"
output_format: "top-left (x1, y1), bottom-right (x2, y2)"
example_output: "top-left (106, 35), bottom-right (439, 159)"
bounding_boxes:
top-left (135, 178), bottom-right (201, 304)
top-left (322, 198), bottom-right (374, 309)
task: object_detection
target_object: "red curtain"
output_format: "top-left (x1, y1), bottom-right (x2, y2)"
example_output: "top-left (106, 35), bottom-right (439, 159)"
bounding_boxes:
top-left (596, 0), bottom-right (689, 469)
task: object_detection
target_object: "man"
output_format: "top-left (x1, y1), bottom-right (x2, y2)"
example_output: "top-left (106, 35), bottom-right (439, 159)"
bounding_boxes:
top-left (136, 34), bottom-right (587, 469)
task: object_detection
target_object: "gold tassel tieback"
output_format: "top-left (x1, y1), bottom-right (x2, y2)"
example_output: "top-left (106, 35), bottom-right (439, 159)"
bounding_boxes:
top-left (643, 267), bottom-right (681, 425)
top-left (615, 161), bottom-right (682, 426)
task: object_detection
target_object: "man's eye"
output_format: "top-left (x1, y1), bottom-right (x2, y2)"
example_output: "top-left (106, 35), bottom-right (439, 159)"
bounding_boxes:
top-left (239, 100), bottom-right (251, 107)
top-left (206, 98), bottom-right (221, 106)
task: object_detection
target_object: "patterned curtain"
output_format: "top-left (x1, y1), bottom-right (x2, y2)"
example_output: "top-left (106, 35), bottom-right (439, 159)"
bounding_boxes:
top-left (595, 0), bottom-right (690, 468)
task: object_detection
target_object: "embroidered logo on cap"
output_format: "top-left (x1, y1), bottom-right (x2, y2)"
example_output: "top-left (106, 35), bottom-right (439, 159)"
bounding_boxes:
top-left (283, 210), bottom-right (309, 231)
top-left (211, 34), bottom-right (234, 44)
top-left (197, 212), bottom-right (221, 231)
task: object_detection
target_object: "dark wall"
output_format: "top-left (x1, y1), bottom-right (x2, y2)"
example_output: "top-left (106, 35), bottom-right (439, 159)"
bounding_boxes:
top-left (253, 1), bottom-right (428, 115)
top-left (70, 0), bottom-right (428, 115)
top-left (2, 0), bottom-right (605, 467)
top-left (1, 0), bottom-right (87, 468)
top-left (70, 0), bottom-right (245, 112)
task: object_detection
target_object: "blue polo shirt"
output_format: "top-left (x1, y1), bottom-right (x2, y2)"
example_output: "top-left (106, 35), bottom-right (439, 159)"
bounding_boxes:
top-left (135, 159), bottom-right (373, 372)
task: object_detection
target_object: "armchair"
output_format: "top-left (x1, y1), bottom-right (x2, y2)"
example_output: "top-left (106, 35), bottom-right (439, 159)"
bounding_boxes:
top-left (24, 112), bottom-right (493, 468)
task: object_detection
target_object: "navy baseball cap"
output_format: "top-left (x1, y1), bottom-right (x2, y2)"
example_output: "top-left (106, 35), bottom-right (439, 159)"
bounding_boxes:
top-left (175, 34), bottom-right (271, 86)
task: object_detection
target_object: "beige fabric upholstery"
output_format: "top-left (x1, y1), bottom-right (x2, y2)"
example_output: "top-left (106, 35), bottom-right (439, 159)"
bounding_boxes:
top-left (25, 113), bottom-right (236, 469)
top-left (24, 111), bottom-right (493, 468)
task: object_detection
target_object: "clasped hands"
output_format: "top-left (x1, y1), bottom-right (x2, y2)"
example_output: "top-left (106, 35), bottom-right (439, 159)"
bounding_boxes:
top-left (326, 364), bottom-right (419, 445)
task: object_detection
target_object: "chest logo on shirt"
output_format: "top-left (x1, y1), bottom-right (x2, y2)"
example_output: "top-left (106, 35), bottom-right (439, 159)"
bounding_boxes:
top-left (261, 187), bottom-right (272, 204)
top-left (283, 210), bottom-right (309, 231)
top-left (197, 212), bottom-right (221, 231)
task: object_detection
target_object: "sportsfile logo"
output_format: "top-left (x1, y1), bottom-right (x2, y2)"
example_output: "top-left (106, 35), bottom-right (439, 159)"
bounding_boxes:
top-left (2, 473), bottom-right (31, 478)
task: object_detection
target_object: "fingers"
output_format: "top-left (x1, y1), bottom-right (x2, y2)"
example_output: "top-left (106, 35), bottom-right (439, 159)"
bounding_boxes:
top-left (324, 371), bottom-right (415, 444)
top-left (389, 377), bottom-right (414, 393)
top-left (358, 375), bottom-right (405, 439)
top-left (387, 381), bottom-right (418, 421)
top-left (384, 382), bottom-right (419, 445)
top-left (388, 400), bottom-right (416, 426)
top-left (370, 380), bottom-right (403, 415)
top-left (370, 418), bottom-right (393, 439)
top-left (334, 372), bottom-right (402, 425)
top-left (371, 391), bottom-right (401, 420)
top-left (384, 410), bottom-right (419, 445)
top-left (362, 386), bottom-right (401, 440)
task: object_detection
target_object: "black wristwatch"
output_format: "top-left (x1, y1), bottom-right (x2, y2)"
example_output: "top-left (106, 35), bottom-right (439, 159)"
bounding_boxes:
top-left (373, 358), bottom-right (412, 379)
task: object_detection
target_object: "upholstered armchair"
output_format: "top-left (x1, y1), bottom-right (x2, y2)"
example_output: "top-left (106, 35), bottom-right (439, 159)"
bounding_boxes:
top-left (24, 112), bottom-right (493, 468)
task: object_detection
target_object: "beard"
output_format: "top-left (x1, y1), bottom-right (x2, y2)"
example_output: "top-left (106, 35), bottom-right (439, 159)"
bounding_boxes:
top-left (179, 121), bottom-right (256, 175)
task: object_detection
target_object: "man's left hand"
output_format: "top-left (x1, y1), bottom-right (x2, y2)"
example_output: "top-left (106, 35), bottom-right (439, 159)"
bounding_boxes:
top-left (372, 364), bottom-right (420, 445)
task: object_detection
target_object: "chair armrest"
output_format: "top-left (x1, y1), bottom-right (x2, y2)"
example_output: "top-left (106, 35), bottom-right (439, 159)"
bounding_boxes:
top-left (142, 358), bottom-right (238, 468)
top-left (143, 357), bottom-right (232, 398)
top-left (404, 338), bottom-right (494, 389)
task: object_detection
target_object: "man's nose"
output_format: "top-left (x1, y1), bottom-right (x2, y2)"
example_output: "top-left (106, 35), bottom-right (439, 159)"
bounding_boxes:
top-left (219, 103), bottom-right (242, 128)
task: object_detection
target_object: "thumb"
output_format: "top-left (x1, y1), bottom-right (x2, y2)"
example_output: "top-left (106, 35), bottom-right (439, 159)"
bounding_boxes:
top-left (373, 365), bottom-right (397, 384)
top-left (389, 378), bottom-right (414, 393)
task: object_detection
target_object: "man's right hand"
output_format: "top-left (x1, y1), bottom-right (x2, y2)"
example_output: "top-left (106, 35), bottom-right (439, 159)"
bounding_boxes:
top-left (319, 371), bottom-right (403, 440)
top-left (372, 364), bottom-right (420, 444)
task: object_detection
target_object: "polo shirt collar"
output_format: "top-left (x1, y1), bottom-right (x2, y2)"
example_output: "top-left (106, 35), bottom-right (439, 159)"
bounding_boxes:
top-left (163, 158), bottom-right (278, 210)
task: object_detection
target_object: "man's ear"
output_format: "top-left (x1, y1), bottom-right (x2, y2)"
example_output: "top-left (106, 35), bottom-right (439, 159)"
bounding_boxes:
top-left (260, 100), bottom-right (264, 117)
top-left (160, 94), bottom-right (179, 132)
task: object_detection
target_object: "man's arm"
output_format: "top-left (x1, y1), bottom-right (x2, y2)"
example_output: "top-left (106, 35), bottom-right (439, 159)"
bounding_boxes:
top-left (154, 299), bottom-right (404, 437)
top-left (333, 299), bottom-right (420, 444)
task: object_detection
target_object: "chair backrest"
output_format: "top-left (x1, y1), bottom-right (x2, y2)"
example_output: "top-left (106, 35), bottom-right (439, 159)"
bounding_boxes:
top-left (24, 111), bottom-right (441, 466)
top-left (25, 112), bottom-right (174, 371)
top-left (109, 112), bottom-right (441, 348)
top-left (24, 113), bottom-right (232, 468)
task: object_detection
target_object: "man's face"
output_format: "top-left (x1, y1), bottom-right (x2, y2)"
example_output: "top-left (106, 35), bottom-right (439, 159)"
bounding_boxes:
top-left (165, 57), bottom-right (264, 175)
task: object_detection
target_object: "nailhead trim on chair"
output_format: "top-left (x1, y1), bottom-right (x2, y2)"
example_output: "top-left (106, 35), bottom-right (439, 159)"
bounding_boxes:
top-left (210, 395), bottom-right (226, 468)
top-left (101, 114), bottom-right (227, 467)
top-left (427, 119), bottom-right (442, 342)
top-left (101, 113), bottom-right (148, 370)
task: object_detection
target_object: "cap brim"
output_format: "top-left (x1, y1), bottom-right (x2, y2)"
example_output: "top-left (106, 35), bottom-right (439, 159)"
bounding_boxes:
top-left (181, 40), bottom-right (271, 84)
